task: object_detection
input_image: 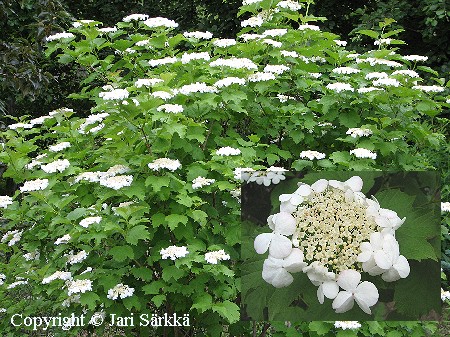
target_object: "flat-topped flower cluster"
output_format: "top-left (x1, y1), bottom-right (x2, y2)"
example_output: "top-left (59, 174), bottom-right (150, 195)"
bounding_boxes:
top-left (254, 176), bottom-right (410, 314)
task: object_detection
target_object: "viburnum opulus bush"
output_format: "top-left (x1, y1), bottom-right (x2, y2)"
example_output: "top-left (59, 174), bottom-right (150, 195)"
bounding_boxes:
top-left (0, 0), bottom-right (449, 335)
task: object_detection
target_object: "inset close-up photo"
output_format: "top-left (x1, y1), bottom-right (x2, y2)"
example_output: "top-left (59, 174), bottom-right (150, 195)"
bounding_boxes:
top-left (242, 171), bottom-right (441, 321)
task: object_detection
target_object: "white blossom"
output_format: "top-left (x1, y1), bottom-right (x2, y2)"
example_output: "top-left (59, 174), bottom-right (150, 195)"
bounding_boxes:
top-left (123, 14), bottom-right (149, 22)
top-left (403, 55), bottom-right (428, 62)
top-left (373, 78), bottom-right (401, 87)
top-left (192, 176), bottom-right (215, 189)
top-left (241, 16), bottom-right (264, 27)
top-left (442, 202), bottom-right (450, 213)
top-left (148, 158), bottom-right (181, 171)
top-left (157, 104), bottom-right (184, 113)
top-left (334, 40), bottom-right (347, 46)
top-left (277, 1), bottom-right (302, 11)
top-left (99, 88), bottom-right (129, 100)
top-left (23, 250), bottom-right (40, 261)
top-left (239, 33), bottom-right (264, 41)
top-left (210, 57), bottom-right (258, 70)
top-left (326, 82), bottom-right (354, 92)
top-left (46, 32), bottom-right (75, 42)
top-left (247, 72), bottom-right (276, 82)
top-left (0, 196), bottom-right (13, 208)
top-left (148, 57), bottom-right (178, 67)
top-left (20, 178), bottom-right (49, 192)
top-left (143, 17), bottom-right (178, 28)
top-left (365, 72), bottom-right (388, 80)
top-left (262, 29), bottom-right (287, 37)
top-left (49, 142), bottom-right (71, 152)
top-left (107, 284), bottom-right (135, 300)
top-left (346, 128), bottom-right (373, 138)
top-left (280, 50), bottom-right (298, 58)
top-left (412, 85), bottom-right (445, 93)
top-left (262, 39), bottom-right (282, 48)
top-left (299, 150), bottom-right (325, 160)
top-left (1, 230), bottom-right (23, 246)
top-left (99, 175), bottom-right (133, 190)
top-left (334, 321), bottom-right (362, 330)
top-left (216, 146), bottom-right (241, 156)
top-left (135, 78), bottom-right (163, 87)
top-left (66, 279), bottom-right (92, 296)
top-left (7, 280), bottom-right (28, 289)
top-left (392, 70), bottom-right (420, 78)
top-left (67, 251), bottom-right (89, 265)
top-left (357, 87), bottom-right (383, 93)
top-left (151, 91), bottom-right (174, 100)
top-left (213, 39), bottom-right (236, 47)
top-left (264, 64), bottom-right (289, 74)
top-left (332, 67), bottom-right (360, 74)
top-left (160, 246), bottom-right (189, 260)
top-left (98, 27), bottom-right (117, 33)
top-left (79, 216), bottom-right (102, 228)
top-left (214, 77), bottom-right (246, 88)
top-left (233, 168), bottom-right (255, 182)
top-left (441, 289), bottom-right (450, 301)
top-left (374, 38), bottom-right (392, 46)
top-left (204, 250), bottom-right (231, 264)
top-left (183, 31), bottom-right (213, 39)
top-left (41, 159), bottom-right (70, 173)
top-left (181, 52), bottom-right (210, 64)
top-left (350, 148), bottom-right (377, 159)
top-left (298, 24), bottom-right (320, 31)
top-left (42, 271), bottom-right (72, 284)
top-left (175, 82), bottom-right (218, 95)
top-left (55, 234), bottom-right (71, 245)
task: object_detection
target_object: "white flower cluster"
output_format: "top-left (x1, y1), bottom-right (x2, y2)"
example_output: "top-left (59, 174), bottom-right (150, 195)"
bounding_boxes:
top-left (262, 39), bottom-right (282, 48)
top-left (157, 104), bottom-right (184, 113)
top-left (243, 0), bottom-right (262, 5)
top-left (214, 77), bottom-right (246, 88)
top-left (357, 87), bottom-right (383, 94)
top-left (442, 202), bottom-right (450, 213)
top-left (99, 175), bottom-right (133, 190)
top-left (412, 85), bottom-right (445, 93)
top-left (46, 32), bottom-right (75, 42)
top-left (175, 82), bottom-right (218, 95)
top-left (61, 294), bottom-right (81, 307)
top-left (392, 70), bottom-right (420, 78)
top-left (181, 52), bottom-right (210, 64)
top-left (107, 283), bottom-right (135, 300)
top-left (205, 250), bottom-right (231, 264)
top-left (248, 72), bottom-right (276, 82)
top-left (441, 289), bottom-right (450, 301)
top-left (66, 279), bottom-right (92, 296)
top-left (148, 158), bottom-right (181, 171)
top-left (99, 88), bottom-right (129, 100)
top-left (42, 271), bottom-right (72, 284)
top-left (20, 178), bottom-right (49, 192)
top-left (264, 64), bottom-right (289, 74)
top-left (346, 128), bottom-right (373, 138)
top-left (403, 55), bottom-right (428, 62)
top-left (160, 246), bottom-right (189, 260)
top-left (326, 82), bottom-right (354, 93)
top-left (152, 91), bottom-right (174, 100)
top-left (350, 148), bottom-right (377, 159)
top-left (123, 14), bottom-right (149, 22)
top-left (299, 150), bottom-right (325, 160)
top-left (0, 274), bottom-right (5, 286)
top-left (1, 230), bottom-right (23, 246)
top-left (374, 38), bottom-right (392, 46)
top-left (373, 78), bottom-right (401, 87)
top-left (79, 216), bottom-right (102, 228)
top-left (78, 112), bottom-right (109, 134)
top-left (277, 1), bottom-right (302, 11)
top-left (135, 78), bottom-right (163, 88)
top-left (334, 40), bottom-right (347, 46)
top-left (365, 72), bottom-right (388, 80)
top-left (49, 142), bottom-right (71, 152)
top-left (254, 176), bottom-right (410, 314)
top-left (98, 27), bottom-right (117, 33)
top-left (41, 159), bottom-right (70, 173)
top-left (7, 280), bottom-right (28, 289)
top-left (183, 31), bottom-right (213, 40)
top-left (334, 321), bottom-right (361, 330)
top-left (67, 250), bottom-right (89, 265)
top-left (75, 165), bottom-right (132, 190)
top-left (298, 24), bottom-right (320, 31)
top-left (23, 250), bottom-right (40, 261)
top-left (0, 196), bottom-right (13, 208)
top-left (143, 17), bottom-right (178, 28)
top-left (244, 167), bottom-right (287, 186)
top-left (241, 16), bottom-right (264, 28)
top-left (55, 234), bottom-right (71, 245)
top-left (216, 146), bottom-right (241, 156)
top-left (213, 39), bottom-right (237, 48)
top-left (332, 67), bottom-right (360, 75)
top-left (210, 57), bottom-right (258, 70)
top-left (148, 57), bottom-right (178, 67)
top-left (192, 176), bottom-right (216, 189)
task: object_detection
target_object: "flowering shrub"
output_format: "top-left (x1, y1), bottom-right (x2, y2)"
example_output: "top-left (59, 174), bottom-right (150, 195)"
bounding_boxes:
top-left (0, 0), bottom-right (448, 335)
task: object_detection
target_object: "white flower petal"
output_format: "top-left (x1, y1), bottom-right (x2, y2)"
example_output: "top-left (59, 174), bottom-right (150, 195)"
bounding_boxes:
top-left (269, 234), bottom-right (293, 259)
top-left (354, 281), bottom-right (379, 307)
top-left (322, 280), bottom-right (339, 299)
top-left (283, 248), bottom-right (307, 272)
top-left (317, 285), bottom-right (325, 304)
top-left (271, 268), bottom-right (294, 288)
top-left (345, 176), bottom-right (363, 192)
top-left (332, 291), bottom-right (354, 313)
top-left (374, 250), bottom-right (393, 270)
top-left (357, 251), bottom-right (373, 263)
top-left (254, 233), bottom-right (274, 254)
top-left (279, 194), bottom-right (291, 202)
top-left (381, 268), bottom-right (400, 282)
top-left (337, 269), bottom-right (361, 291)
top-left (394, 255), bottom-right (410, 278)
top-left (295, 184), bottom-right (312, 196)
top-left (311, 179), bottom-right (328, 192)
top-left (272, 212), bottom-right (296, 235)
top-left (290, 194), bottom-right (304, 205)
